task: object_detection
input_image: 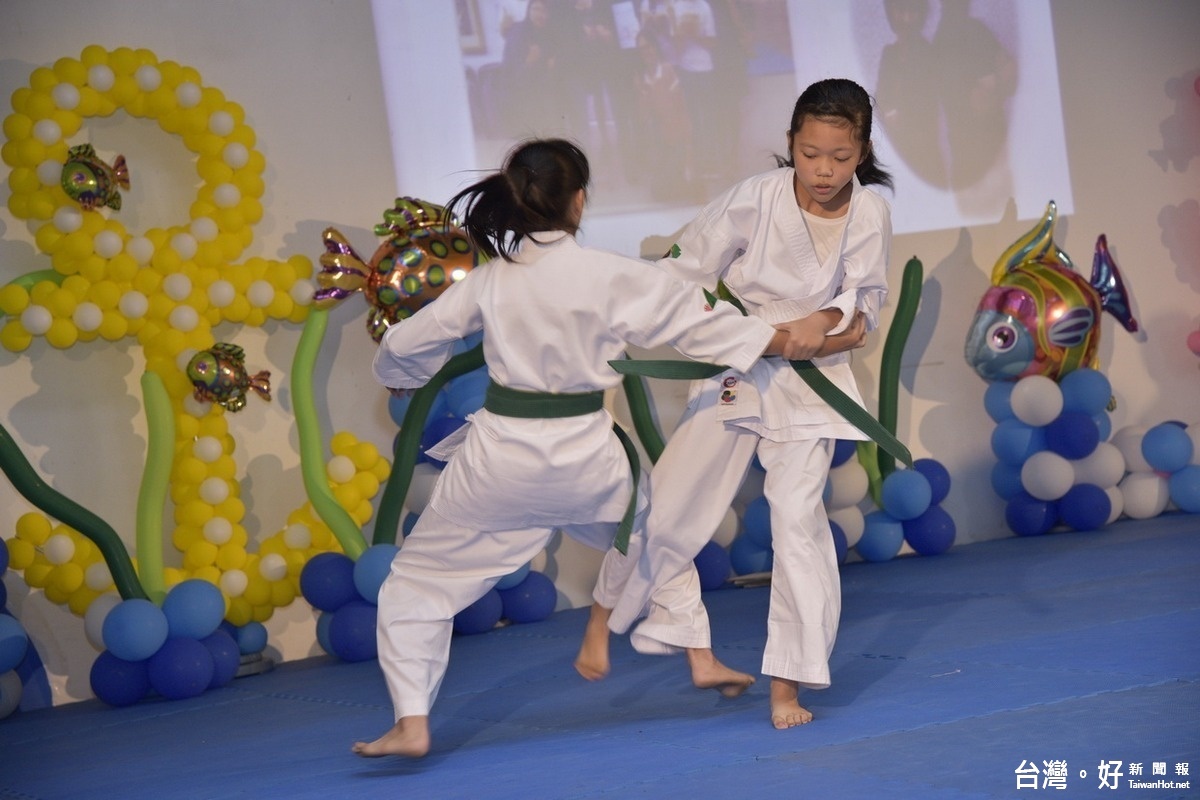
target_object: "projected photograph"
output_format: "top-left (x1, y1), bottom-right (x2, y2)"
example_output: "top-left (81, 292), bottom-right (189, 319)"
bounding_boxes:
top-left (458, 0), bottom-right (798, 214)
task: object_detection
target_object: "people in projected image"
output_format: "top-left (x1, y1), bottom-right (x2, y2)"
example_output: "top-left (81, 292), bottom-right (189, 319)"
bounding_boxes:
top-left (633, 32), bottom-right (694, 199)
top-left (875, 0), bottom-right (1016, 216)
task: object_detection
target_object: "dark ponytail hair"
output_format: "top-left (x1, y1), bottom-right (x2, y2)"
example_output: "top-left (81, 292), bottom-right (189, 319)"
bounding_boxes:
top-left (774, 78), bottom-right (894, 190)
top-left (446, 138), bottom-right (591, 261)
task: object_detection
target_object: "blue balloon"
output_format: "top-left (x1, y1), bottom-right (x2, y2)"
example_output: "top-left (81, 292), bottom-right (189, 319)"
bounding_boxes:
top-left (148, 637), bottom-right (215, 701)
top-left (0, 536), bottom-right (9, 573)
top-left (1059, 368), bottom-right (1112, 416)
top-left (328, 600), bottom-right (378, 662)
top-left (1057, 483), bottom-right (1111, 531)
top-left (90, 651), bottom-right (149, 707)
top-left (315, 612), bottom-right (334, 655)
top-left (913, 458), bottom-right (951, 506)
top-left (1142, 423), bottom-right (1194, 473)
top-left (234, 621), bottom-right (268, 655)
top-left (902, 505), bottom-right (956, 555)
top-left (729, 534), bottom-right (773, 575)
top-left (693, 541), bottom-right (732, 590)
top-left (387, 391), bottom-right (412, 426)
top-left (1044, 411), bottom-right (1101, 460)
top-left (1168, 465), bottom-right (1200, 513)
top-left (102, 598), bottom-right (169, 662)
top-left (419, 415), bottom-right (467, 468)
top-left (831, 439), bottom-right (858, 467)
top-left (991, 419), bottom-right (1047, 465)
top-left (741, 496), bottom-right (772, 549)
top-left (1005, 492), bottom-right (1058, 536)
top-left (402, 511), bottom-right (421, 536)
top-left (857, 511), bottom-right (904, 562)
top-left (300, 552), bottom-right (358, 613)
top-left (162, 579), bottom-right (226, 640)
top-left (445, 368), bottom-right (490, 418)
top-left (983, 381), bottom-right (1015, 422)
top-left (454, 589), bottom-right (502, 635)
top-left (352, 544), bottom-right (400, 604)
top-left (495, 561), bottom-right (531, 590)
top-left (1093, 410), bottom-right (1113, 443)
top-left (200, 629), bottom-right (240, 689)
top-left (829, 520), bottom-right (848, 564)
top-left (881, 469), bottom-right (933, 521)
top-left (0, 579), bottom-right (7, 612)
top-left (990, 461), bottom-right (1025, 500)
top-left (498, 571), bottom-right (557, 624)
top-left (0, 614), bottom-right (29, 674)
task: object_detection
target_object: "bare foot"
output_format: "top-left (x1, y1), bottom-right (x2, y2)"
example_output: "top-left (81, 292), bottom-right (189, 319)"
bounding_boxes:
top-left (352, 716), bottom-right (431, 758)
top-left (686, 648), bottom-right (755, 698)
top-left (769, 677), bottom-right (813, 729)
top-left (574, 603), bottom-right (612, 681)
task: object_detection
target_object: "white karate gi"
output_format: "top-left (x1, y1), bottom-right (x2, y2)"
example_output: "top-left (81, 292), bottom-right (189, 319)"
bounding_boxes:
top-left (598, 169), bottom-right (892, 689)
top-left (371, 230), bottom-right (777, 719)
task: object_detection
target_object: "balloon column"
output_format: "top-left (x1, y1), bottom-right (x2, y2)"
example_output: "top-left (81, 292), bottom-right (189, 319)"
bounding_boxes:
top-left (967, 202), bottom-right (1195, 533)
top-left (1, 47), bottom-right (394, 705)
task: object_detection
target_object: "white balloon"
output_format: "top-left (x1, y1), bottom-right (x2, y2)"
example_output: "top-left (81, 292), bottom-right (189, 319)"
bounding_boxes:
top-left (219, 569), bottom-right (248, 598)
top-left (169, 233), bottom-right (198, 261)
top-left (1010, 375), bottom-right (1064, 426)
top-left (125, 236), bottom-right (154, 264)
top-left (1119, 472), bottom-right (1169, 519)
top-left (283, 523), bottom-right (312, 549)
top-left (43, 533), bottom-right (75, 564)
top-left (1021, 451), bottom-right (1075, 500)
top-left (213, 183), bottom-right (241, 208)
top-left (73, 302), bottom-right (103, 332)
top-left (290, 280), bottom-right (315, 306)
top-left (0, 671), bottom-right (22, 720)
top-left (37, 159), bottom-right (62, 186)
top-left (51, 83), bottom-right (80, 110)
top-left (33, 119), bottom-right (62, 145)
top-left (53, 205), bottom-right (83, 233)
top-left (208, 110), bottom-right (235, 136)
top-left (87, 65), bottom-right (115, 91)
top-left (259, 553), bottom-right (288, 581)
top-left (826, 459), bottom-right (869, 510)
top-left (193, 436), bottom-right (223, 462)
top-left (20, 306), bottom-right (52, 336)
top-left (246, 280), bottom-right (274, 308)
top-left (118, 291), bottom-right (148, 319)
top-left (404, 463), bottom-right (442, 513)
top-left (93, 230), bottom-right (124, 258)
top-left (203, 517), bottom-right (233, 545)
top-left (190, 217), bottom-right (219, 242)
top-left (1112, 426), bottom-right (1152, 473)
top-left (208, 280), bottom-right (236, 308)
top-left (326, 455), bottom-right (356, 484)
top-left (199, 477), bottom-right (230, 505)
top-left (83, 593), bottom-right (122, 651)
top-left (222, 142), bottom-right (250, 169)
top-left (1071, 442), bottom-right (1126, 488)
top-left (85, 561), bottom-right (113, 591)
top-left (134, 64), bottom-right (162, 91)
top-left (1104, 486), bottom-right (1124, 524)
top-left (828, 506), bottom-right (865, 548)
top-left (176, 81), bottom-right (202, 108)
top-left (168, 306), bottom-right (199, 332)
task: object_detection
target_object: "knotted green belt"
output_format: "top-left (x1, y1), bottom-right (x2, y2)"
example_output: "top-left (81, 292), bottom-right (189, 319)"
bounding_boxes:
top-left (483, 381), bottom-right (640, 555)
top-left (607, 358), bottom-right (913, 469)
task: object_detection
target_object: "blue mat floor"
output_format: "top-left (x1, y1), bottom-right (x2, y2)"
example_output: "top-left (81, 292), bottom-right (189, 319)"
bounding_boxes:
top-left (1, 514), bottom-right (1197, 799)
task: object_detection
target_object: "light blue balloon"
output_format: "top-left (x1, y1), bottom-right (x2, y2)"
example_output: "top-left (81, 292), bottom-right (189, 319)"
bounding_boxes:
top-left (729, 534), bottom-right (772, 575)
top-left (352, 544), bottom-right (400, 604)
top-left (1168, 465), bottom-right (1200, 513)
top-left (1060, 368), bottom-right (1112, 416)
top-left (1142, 423), bottom-right (1193, 473)
top-left (857, 511), bottom-right (904, 562)
top-left (495, 562), bottom-right (531, 590)
top-left (102, 599), bottom-right (169, 662)
top-left (0, 615), bottom-right (29, 674)
top-left (991, 419), bottom-right (1047, 465)
top-left (741, 496), bottom-right (772, 549)
top-left (983, 381), bottom-right (1015, 422)
top-left (235, 621), bottom-right (268, 655)
top-left (881, 469), bottom-right (933, 521)
top-left (162, 579), bottom-right (226, 640)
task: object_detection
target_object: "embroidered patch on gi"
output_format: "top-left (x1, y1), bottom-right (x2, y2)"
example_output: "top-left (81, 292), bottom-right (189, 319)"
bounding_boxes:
top-left (720, 376), bottom-right (738, 404)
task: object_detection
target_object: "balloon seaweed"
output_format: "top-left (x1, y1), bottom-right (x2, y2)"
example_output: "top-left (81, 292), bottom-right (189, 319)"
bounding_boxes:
top-left (0, 422), bottom-right (148, 601)
top-left (135, 371), bottom-right (173, 602)
top-left (373, 344), bottom-right (486, 546)
top-left (292, 308), bottom-right (368, 559)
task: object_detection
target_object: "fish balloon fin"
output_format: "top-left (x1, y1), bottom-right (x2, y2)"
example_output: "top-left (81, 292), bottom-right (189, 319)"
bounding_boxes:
top-left (249, 371), bottom-right (272, 401)
top-left (1090, 235), bottom-right (1139, 333)
top-left (992, 201), bottom-right (1062, 284)
top-left (112, 155), bottom-right (130, 189)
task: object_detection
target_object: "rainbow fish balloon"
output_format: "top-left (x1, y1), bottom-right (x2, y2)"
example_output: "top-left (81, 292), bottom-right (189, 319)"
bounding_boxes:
top-left (964, 201), bottom-right (1139, 382)
top-left (60, 143), bottom-right (129, 211)
top-left (315, 197), bottom-right (479, 342)
top-left (186, 343), bottom-right (272, 412)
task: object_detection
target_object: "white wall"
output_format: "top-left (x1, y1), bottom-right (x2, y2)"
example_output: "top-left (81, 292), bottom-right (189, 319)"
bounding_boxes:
top-left (1, 0), bottom-right (1197, 704)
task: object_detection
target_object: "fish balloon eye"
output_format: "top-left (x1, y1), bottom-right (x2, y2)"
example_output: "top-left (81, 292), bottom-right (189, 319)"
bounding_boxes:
top-left (987, 321), bottom-right (1018, 352)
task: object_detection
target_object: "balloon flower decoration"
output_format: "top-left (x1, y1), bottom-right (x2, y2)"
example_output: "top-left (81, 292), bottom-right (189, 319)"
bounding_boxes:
top-left (966, 202), bottom-right (1196, 533)
top-left (1, 46), bottom-right (400, 707)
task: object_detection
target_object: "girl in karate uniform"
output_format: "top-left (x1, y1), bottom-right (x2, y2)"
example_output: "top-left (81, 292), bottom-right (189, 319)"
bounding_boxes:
top-left (580, 78), bottom-right (894, 730)
top-left (355, 138), bottom-right (820, 758)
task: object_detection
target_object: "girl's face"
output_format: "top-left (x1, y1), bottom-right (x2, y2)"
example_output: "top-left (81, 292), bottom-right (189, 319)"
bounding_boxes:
top-left (788, 116), bottom-right (866, 215)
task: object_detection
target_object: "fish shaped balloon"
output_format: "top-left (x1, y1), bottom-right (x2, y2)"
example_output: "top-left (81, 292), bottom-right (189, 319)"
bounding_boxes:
top-left (964, 201), bottom-right (1139, 382)
top-left (60, 144), bottom-right (129, 211)
top-left (186, 343), bottom-right (271, 412)
top-left (314, 197), bottom-right (479, 342)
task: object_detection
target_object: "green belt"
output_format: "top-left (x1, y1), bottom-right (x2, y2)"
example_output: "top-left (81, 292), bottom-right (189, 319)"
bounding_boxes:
top-left (483, 381), bottom-right (640, 555)
top-left (607, 358), bottom-right (913, 469)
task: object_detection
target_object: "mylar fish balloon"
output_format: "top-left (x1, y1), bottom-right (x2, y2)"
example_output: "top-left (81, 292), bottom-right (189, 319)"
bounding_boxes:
top-left (965, 201), bottom-right (1139, 383)
top-left (186, 343), bottom-right (271, 412)
top-left (60, 144), bottom-right (129, 211)
top-left (314, 197), bottom-right (479, 342)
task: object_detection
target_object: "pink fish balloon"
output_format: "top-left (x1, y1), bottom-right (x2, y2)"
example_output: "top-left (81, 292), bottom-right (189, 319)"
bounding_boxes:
top-left (965, 201), bottom-right (1139, 382)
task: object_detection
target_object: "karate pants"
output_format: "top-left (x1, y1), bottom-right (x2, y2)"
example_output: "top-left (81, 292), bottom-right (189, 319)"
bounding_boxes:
top-left (599, 387), bottom-right (840, 689)
top-left (376, 506), bottom-right (644, 720)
